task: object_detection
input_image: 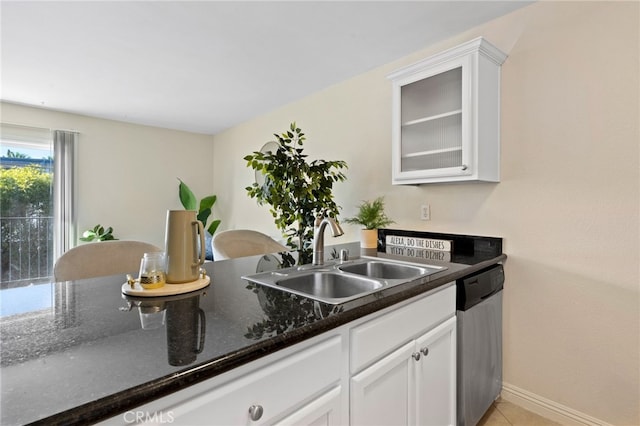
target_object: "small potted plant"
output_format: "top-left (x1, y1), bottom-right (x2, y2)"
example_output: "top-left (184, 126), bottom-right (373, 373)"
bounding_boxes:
top-left (344, 197), bottom-right (394, 248)
top-left (177, 178), bottom-right (221, 261)
top-left (79, 224), bottom-right (117, 242)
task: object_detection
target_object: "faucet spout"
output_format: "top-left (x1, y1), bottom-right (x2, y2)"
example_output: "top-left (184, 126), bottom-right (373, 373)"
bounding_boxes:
top-left (312, 215), bottom-right (344, 265)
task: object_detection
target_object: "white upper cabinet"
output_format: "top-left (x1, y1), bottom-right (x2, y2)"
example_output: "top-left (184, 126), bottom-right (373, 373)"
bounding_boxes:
top-left (388, 37), bottom-right (507, 184)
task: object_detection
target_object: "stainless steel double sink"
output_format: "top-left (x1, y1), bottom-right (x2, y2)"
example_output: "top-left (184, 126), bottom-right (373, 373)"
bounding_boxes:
top-left (242, 257), bottom-right (446, 305)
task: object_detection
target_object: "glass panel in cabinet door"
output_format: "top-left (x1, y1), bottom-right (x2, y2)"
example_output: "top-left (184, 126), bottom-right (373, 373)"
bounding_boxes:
top-left (400, 112), bottom-right (463, 172)
top-left (401, 147), bottom-right (463, 172)
top-left (400, 67), bottom-right (462, 124)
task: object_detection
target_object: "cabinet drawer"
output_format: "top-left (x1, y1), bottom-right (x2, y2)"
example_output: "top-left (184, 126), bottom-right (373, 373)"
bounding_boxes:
top-left (117, 335), bottom-right (342, 425)
top-left (350, 284), bottom-right (455, 373)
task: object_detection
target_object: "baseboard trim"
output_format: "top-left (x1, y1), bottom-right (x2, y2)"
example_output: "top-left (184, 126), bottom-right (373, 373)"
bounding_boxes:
top-left (501, 383), bottom-right (611, 426)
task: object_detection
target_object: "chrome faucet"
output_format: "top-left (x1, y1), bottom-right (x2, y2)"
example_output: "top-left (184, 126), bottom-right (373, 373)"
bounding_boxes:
top-left (312, 215), bottom-right (344, 265)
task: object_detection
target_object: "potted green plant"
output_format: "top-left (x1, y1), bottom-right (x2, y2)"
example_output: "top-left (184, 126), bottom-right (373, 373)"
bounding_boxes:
top-left (244, 122), bottom-right (348, 265)
top-left (79, 224), bottom-right (117, 242)
top-left (177, 179), bottom-right (221, 260)
top-left (343, 197), bottom-right (394, 248)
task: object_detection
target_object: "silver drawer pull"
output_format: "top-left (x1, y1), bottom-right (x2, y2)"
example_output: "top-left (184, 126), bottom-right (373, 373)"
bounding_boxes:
top-left (249, 404), bottom-right (264, 421)
top-left (412, 352), bottom-right (421, 361)
top-left (420, 347), bottom-right (429, 356)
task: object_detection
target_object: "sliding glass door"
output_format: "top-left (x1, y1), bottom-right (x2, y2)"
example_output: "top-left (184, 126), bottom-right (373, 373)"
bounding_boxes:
top-left (0, 124), bottom-right (75, 287)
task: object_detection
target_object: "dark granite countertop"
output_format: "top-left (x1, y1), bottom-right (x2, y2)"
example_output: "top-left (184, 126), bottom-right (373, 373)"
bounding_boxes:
top-left (0, 232), bottom-right (504, 425)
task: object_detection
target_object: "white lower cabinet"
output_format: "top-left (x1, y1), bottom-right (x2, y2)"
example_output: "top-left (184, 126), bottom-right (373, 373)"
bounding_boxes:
top-left (415, 317), bottom-right (457, 426)
top-left (351, 317), bottom-right (456, 426)
top-left (102, 284), bottom-right (456, 426)
top-left (351, 340), bottom-right (416, 425)
top-left (101, 335), bottom-right (343, 425)
top-left (350, 285), bottom-right (456, 426)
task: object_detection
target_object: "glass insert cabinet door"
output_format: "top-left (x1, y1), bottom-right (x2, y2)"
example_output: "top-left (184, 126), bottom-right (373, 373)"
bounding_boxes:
top-left (400, 64), bottom-right (467, 175)
top-left (388, 37), bottom-right (507, 185)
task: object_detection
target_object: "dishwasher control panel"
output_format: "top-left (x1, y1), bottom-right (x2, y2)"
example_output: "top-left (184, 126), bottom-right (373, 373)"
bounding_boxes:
top-left (456, 264), bottom-right (504, 311)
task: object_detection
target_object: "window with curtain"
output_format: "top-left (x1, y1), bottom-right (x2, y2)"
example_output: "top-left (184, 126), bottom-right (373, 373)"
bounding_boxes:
top-left (0, 123), bottom-right (76, 291)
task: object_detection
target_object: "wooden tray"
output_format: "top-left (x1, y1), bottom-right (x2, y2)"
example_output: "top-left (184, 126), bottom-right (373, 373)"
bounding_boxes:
top-left (122, 276), bottom-right (210, 297)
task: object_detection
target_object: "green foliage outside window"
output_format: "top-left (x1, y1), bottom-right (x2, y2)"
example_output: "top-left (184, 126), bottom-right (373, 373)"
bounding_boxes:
top-left (0, 165), bottom-right (52, 217)
top-left (0, 164), bottom-right (53, 282)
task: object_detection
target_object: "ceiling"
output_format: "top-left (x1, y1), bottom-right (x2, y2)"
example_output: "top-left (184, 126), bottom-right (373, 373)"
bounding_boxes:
top-left (1, 1), bottom-right (531, 135)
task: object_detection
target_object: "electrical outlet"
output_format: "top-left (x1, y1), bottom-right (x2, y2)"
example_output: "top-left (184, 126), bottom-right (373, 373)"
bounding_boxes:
top-left (420, 204), bottom-right (430, 221)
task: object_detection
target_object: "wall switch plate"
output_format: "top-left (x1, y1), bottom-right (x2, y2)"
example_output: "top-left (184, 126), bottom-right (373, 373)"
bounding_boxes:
top-left (420, 204), bottom-right (430, 220)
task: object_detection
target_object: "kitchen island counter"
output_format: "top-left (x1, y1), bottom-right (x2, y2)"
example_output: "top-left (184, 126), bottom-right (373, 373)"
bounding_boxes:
top-left (0, 233), bottom-right (504, 425)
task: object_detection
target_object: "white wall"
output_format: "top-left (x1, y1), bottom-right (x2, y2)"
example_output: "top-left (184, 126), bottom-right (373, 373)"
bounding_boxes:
top-left (212, 2), bottom-right (639, 425)
top-left (1, 103), bottom-right (215, 249)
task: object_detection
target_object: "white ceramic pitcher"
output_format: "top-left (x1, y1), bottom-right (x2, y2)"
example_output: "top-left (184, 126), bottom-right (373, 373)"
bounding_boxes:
top-left (164, 210), bottom-right (205, 283)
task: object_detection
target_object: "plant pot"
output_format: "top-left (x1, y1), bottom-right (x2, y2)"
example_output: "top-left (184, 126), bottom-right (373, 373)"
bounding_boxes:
top-left (360, 229), bottom-right (378, 249)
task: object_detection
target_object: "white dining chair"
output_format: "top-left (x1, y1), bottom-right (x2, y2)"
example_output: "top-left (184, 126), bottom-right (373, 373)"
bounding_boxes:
top-left (211, 229), bottom-right (288, 260)
top-left (53, 240), bottom-right (162, 281)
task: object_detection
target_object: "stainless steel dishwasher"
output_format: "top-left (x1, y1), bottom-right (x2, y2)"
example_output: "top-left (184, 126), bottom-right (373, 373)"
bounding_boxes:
top-left (456, 264), bottom-right (504, 426)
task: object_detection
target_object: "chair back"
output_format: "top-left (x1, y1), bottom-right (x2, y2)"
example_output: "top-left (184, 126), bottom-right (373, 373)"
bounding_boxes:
top-left (212, 230), bottom-right (287, 260)
top-left (54, 240), bottom-right (162, 281)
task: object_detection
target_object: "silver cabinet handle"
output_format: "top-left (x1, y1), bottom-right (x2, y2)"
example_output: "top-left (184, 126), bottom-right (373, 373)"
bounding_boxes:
top-left (412, 352), bottom-right (421, 361)
top-left (249, 405), bottom-right (264, 421)
top-left (420, 347), bottom-right (429, 356)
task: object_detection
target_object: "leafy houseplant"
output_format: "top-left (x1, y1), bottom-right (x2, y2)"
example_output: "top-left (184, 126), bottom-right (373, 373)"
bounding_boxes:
top-left (344, 197), bottom-right (394, 248)
top-left (177, 179), bottom-right (221, 237)
top-left (244, 122), bottom-right (347, 265)
top-left (178, 179), bottom-right (221, 260)
top-left (80, 224), bottom-right (117, 242)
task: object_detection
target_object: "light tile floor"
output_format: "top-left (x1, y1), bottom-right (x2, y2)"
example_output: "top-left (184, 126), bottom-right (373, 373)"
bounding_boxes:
top-left (478, 398), bottom-right (561, 426)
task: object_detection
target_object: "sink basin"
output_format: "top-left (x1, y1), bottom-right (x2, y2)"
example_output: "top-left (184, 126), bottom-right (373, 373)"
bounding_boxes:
top-left (276, 272), bottom-right (382, 302)
top-left (338, 261), bottom-right (437, 280)
top-left (242, 258), bottom-right (446, 305)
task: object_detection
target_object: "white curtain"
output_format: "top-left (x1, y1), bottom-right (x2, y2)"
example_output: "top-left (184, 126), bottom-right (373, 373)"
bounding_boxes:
top-left (53, 130), bottom-right (77, 260)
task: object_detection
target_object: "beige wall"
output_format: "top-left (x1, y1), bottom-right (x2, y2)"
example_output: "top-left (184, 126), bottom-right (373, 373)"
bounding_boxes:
top-left (213, 2), bottom-right (639, 425)
top-left (1, 103), bottom-right (215, 248)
